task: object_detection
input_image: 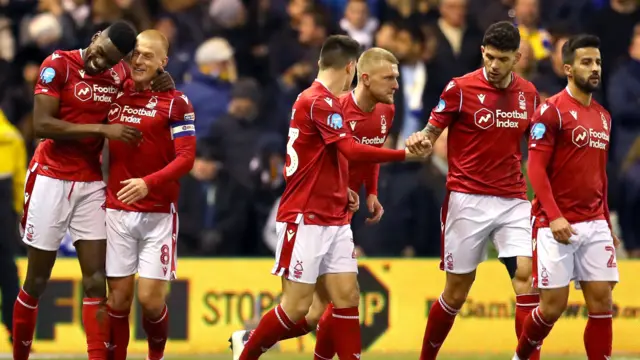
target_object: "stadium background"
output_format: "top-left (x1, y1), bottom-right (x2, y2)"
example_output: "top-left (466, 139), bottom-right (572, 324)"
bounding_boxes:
top-left (0, 0), bottom-right (639, 357)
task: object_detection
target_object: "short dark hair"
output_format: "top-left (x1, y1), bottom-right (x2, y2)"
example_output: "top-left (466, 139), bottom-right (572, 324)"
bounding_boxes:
top-left (319, 35), bottom-right (361, 69)
top-left (562, 34), bottom-right (600, 64)
top-left (106, 21), bottom-right (137, 55)
top-left (396, 23), bottom-right (425, 45)
top-left (483, 21), bottom-right (521, 52)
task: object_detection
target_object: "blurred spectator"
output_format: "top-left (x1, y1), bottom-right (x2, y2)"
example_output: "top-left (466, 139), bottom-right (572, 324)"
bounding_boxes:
top-left (607, 26), bottom-right (640, 165)
top-left (619, 137), bottom-right (640, 257)
top-left (514, 38), bottom-right (535, 79)
top-left (471, 0), bottom-right (514, 32)
top-left (339, 0), bottom-right (378, 49)
top-left (422, 0), bottom-right (482, 122)
top-left (531, 31), bottom-right (569, 102)
top-left (178, 37), bottom-right (236, 139)
top-left (196, 78), bottom-right (266, 255)
top-left (153, 14), bottom-right (196, 84)
top-left (267, 0), bottom-right (313, 78)
top-left (514, 0), bottom-right (551, 61)
top-left (390, 24), bottom-right (426, 149)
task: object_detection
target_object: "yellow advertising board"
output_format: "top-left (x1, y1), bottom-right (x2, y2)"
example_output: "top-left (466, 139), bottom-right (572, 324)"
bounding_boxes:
top-left (1, 259), bottom-right (638, 355)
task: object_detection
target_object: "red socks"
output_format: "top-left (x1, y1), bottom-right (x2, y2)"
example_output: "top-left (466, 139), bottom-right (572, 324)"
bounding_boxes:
top-left (240, 305), bottom-right (295, 360)
top-left (584, 312), bottom-right (612, 359)
top-left (330, 306), bottom-right (361, 359)
top-left (13, 289), bottom-right (38, 360)
top-left (83, 297), bottom-right (110, 360)
top-left (142, 305), bottom-right (169, 360)
top-left (420, 295), bottom-right (459, 360)
top-left (516, 307), bottom-right (554, 359)
top-left (278, 317), bottom-right (311, 341)
top-left (515, 294), bottom-right (541, 360)
top-left (314, 304), bottom-right (335, 360)
top-left (107, 306), bottom-right (130, 360)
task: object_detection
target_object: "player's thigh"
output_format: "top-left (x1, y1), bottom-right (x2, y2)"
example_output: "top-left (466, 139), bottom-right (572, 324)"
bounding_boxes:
top-left (318, 271), bottom-right (359, 309)
top-left (492, 198), bottom-right (533, 261)
top-left (68, 180), bottom-right (107, 242)
top-left (138, 211), bottom-right (178, 281)
top-left (532, 225), bottom-right (577, 289)
top-left (574, 220), bottom-right (620, 283)
top-left (441, 191), bottom-right (495, 274)
top-left (21, 172), bottom-right (72, 251)
top-left (105, 209), bottom-right (139, 278)
top-left (271, 220), bottom-right (332, 285)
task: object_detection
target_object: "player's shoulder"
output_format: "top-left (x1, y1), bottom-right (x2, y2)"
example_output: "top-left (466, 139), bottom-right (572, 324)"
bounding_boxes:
top-left (450, 68), bottom-right (484, 89)
top-left (378, 102), bottom-right (395, 115)
top-left (338, 92), bottom-right (353, 107)
top-left (513, 74), bottom-right (538, 93)
top-left (300, 83), bottom-right (341, 112)
top-left (590, 99), bottom-right (610, 117)
top-left (169, 90), bottom-right (195, 118)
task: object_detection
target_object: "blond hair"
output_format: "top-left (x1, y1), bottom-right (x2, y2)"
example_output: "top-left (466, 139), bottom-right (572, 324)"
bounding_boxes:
top-left (356, 47), bottom-right (399, 78)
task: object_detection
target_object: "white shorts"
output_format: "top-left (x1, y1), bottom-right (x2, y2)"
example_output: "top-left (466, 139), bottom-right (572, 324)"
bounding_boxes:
top-left (271, 214), bottom-right (358, 284)
top-left (21, 163), bottom-right (106, 251)
top-left (105, 207), bottom-right (178, 281)
top-left (532, 219), bottom-right (619, 288)
top-left (440, 191), bottom-right (532, 274)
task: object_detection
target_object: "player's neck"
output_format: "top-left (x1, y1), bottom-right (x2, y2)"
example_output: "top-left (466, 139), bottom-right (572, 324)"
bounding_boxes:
top-left (316, 70), bottom-right (347, 97)
top-left (135, 81), bottom-right (152, 92)
top-left (567, 82), bottom-right (592, 106)
top-left (353, 86), bottom-right (376, 112)
top-left (494, 72), bottom-right (513, 89)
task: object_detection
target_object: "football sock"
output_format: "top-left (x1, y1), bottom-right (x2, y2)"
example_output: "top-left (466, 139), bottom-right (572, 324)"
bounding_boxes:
top-left (584, 312), bottom-right (612, 359)
top-left (13, 289), bottom-right (38, 360)
top-left (420, 294), bottom-right (459, 360)
top-left (107, 306), bottom-right (130, 360)
top-left (143, 305), bottom-right (169, 360)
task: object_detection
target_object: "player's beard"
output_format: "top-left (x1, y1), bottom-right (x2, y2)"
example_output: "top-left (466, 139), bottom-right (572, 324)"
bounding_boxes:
top-left (573, 72), bottom-right (599, 93)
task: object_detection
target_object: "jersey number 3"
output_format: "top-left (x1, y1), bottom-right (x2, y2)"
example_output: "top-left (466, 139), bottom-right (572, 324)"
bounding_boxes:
top-left (285, 127), bottom-right (300, 176)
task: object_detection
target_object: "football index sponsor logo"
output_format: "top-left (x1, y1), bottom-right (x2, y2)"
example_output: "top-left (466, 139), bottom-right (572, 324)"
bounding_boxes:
top-left (108, 103), bottom-right (122, 122)
top-left (74, 81), bottom-right (118, 103)
top-left (572, 125), bottom-right (609, 150)
top-left (120, 105), bottom-right (157, 124)
top-left (474, 108), bottom-right (526, 129)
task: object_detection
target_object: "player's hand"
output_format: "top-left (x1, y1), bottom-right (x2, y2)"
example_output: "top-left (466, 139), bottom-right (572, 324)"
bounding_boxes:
top-left (347, 188), bottom-right (359, 212)
top-left (613, 233), bottom-right (621, 248)
top-left (100, 124), bottom-right (142, 144)
top-left (117, 178), bottom-right (149, 205)
top-left (549, 217), bottom-right (577, 244)
top-left (151, 69), bottom-right (175, 92)
top-left (365, 194), bottom-right (384, 225)
top-left (405, 131), bottom-right (432, 158)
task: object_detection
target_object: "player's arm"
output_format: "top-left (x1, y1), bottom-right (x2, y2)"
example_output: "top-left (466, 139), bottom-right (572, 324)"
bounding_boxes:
top-left (363, 164), bottom-right (379, 196)
top-left (142, 99), bottom-right (196, 190)
top-left (310, 98), bottom-right (408, 162)
top-left (527, 103), bottom-right (562, 220)
top-left (421, 80), bottom-right (461, 143)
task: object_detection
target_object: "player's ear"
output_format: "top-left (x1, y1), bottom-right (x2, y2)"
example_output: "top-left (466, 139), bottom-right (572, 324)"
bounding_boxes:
top-left (563, 63), bottom-right (572, 77)
top-left (513, 51), bottom-right (522, 65)
top-left (91, 31), bottom-right (101, 43)
top-left (161, 56), bottom-right (168, 69)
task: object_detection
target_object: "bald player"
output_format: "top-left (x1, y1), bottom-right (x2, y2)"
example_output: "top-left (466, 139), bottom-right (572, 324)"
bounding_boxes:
top-left (230, 47), bottom-right (400, 360)
top-left (103, 30), bottom-right (196, 360)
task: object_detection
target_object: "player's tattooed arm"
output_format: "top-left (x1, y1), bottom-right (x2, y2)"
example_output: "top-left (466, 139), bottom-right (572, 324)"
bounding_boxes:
top-left (421, 123), bottom-right (444, 144)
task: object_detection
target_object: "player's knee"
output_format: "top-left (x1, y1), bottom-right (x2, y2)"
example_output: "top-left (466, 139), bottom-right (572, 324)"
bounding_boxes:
top-left (443, 273), bottom-right (475, 308)
top-left (501, 256), bottom-right (519, 279)
top-left (108, 287), bottom-right (134, 311)
top-left (583, 284), bottom-right (613, 313)
top-left (330, 282), bottom-right (360, 309)
top-left (22, 276), bottom-right (50, 299)
top-left (82, 271), bottom-right (107, 298)
top-left (539, 292), bottom-right (569, 322)
top-left (137, 287), bottom-right (166, 317)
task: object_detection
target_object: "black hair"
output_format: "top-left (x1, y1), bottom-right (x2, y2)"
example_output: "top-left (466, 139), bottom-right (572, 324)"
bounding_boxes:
top-left (562, 34), bottom-right (600, 65)
top-left (396, 23), bottom-right (425, 45)
top-left (105, 21), bottom-right (137, 55)
top-left (318, 35), bottom-right (361, 69)
top-left (483, 21), bottom-right (521, 52)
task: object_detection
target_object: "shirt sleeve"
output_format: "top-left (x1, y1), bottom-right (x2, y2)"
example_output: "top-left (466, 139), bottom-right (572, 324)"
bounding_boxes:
top-left (364, 164), bottom-right (380, 196)
top-left (142, 94), bottom-right (196, 191)
top-left (428, 80), bottom-right (462, 129)
top-left (309, 97), bottom-right (350, 144)
top-left (34, 52), bottom-right (68, 98)
top-left (527, 102), bottom-right (563, 221)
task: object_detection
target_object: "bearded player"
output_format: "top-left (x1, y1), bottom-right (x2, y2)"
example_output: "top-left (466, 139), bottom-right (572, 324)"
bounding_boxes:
top-left (405, 21), bottom-right (542, 360)
top-left (16, 21), bottom-right (172, 360)
top-left (235, 36), bottom-right (425, 360)
top-left (230, 47), bottom-right (399, 360)
top-left (513, 34), bottom-right (619, 360)
top-left (103, 30), bottom-right (196, 360)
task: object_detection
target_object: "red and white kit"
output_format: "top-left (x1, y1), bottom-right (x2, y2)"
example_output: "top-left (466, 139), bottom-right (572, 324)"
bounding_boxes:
top-left (23, 49), bottom-right (128, 250)
top-left (106, 80), bottom-right (196, 281)
top-left (340, 92), bottom-right (394, 195)
top-left (429, 68), bottom-right (539, 273)
top-left (272, 81), bottom-right (357, 284)
top-left (528, 88), bottom-right (618, 288)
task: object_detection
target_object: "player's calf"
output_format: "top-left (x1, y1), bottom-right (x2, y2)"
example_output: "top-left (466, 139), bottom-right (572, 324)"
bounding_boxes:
top-left (420, 271), bottom-right (475, 360)
top-left (320, 273), bottom-right (361, 360)
top-left (506, 256), bottom-right (541, 360)
top-left (515, 287), bottom-right (568, 360)
top-left (581, 281), bottom-right (614, 359)
top-left (138, 278), bottom-right (170, 360)
top-left (107, 276), bottom-right (135, 360)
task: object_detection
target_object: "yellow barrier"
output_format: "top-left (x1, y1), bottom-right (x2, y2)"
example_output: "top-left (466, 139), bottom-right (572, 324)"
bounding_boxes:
top-left (1, 259), bottom-right (638, 354)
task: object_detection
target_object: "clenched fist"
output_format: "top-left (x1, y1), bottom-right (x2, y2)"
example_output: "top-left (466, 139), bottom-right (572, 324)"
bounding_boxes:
top-left (405, 131), bottom-right (433, 158)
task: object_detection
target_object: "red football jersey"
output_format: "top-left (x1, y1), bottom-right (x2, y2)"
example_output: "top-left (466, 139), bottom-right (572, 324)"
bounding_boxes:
top-left (33, 49), bottom-right (129, 181)
top-left (340, 92), bottom-right (394, 194)
top-left (529, 88), bottom-right (610, 224)
top-left (276, 80), bottom-right (353, 226)
top-left (429, 68), bottom-right (539, 199)
top-left (106, 81), bottom-right (195, 213)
